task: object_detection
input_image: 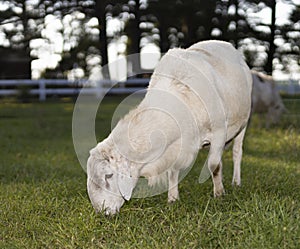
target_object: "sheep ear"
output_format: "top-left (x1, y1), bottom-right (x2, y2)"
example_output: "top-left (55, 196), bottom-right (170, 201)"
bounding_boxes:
top-left (116, 160), bottom-right (137, 200)
top-left (89, 145), bottom-right (111, 161)
top-left (101, 150), bottom-right (110, 161)
top-left (117, 173), bottom-right (136, 201)
top-left (99, 147), bottom-right (114, 162)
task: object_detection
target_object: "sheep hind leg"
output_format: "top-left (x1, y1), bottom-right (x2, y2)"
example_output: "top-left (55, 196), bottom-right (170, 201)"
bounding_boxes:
top-left (232, 126), bottom-right (247, 186)
top-left (167, 170), bottom-right (180, 203)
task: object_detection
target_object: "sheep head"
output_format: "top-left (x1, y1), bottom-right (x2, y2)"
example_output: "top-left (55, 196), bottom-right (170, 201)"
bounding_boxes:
top-left (86, 141), bottom-right (138, 215)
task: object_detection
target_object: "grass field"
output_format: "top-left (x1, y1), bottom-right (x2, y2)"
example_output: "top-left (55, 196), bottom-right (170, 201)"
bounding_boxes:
top-left (0, 96), bottom-right (299, 248)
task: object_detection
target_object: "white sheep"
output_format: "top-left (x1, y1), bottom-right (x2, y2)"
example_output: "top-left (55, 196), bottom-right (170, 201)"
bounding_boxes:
top-left (87, 40), bottom-right (252, 214)
top-left (251, 70), bottom-right (286, 128)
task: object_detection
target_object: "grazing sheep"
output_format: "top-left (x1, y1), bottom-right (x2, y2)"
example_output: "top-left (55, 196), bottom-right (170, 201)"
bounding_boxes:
top-left (87, 40), bottom-right (252, 215)
top-left (251, 71), bottom-right (286, 128)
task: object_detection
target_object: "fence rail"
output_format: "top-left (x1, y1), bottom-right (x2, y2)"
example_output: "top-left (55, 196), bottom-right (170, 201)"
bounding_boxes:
top-left (277, 79), bottom-right (300, 95)
top-left (0, 78), bottom-right (150, 101)
top-left (0, 78), bottom-right (299, 101)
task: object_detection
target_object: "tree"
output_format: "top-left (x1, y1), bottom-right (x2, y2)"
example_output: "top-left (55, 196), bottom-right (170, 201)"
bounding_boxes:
top-left (77, 0), bottom-right (127, 79)
top-left (265, 0), bottom-right (276, 74)
top-left (176, 0), bottom-right (216, 46)
top-left (240, 0), bottom-right (297, 74)
top-left (276, 2), bottom-right (300, 74)
top-left (0, 1), bottom-right (43, 50)
top-left (0, 0), bottom-right (96, 49)
top-left (123, 0), bottom-right (143, 75)
top-left (43, 15), bottom-right (100, 79)
top-left (146, 1), bottom-right (240, 51)
top-left (94, 0), bottom-right (110, 78)
top-left (147, 0), bottom-right (212, 52)
top-left (146, 0), bottom-right (178, 53)
top-left (0, 0), bottom-right (96, 78)
top-left (0, 0), bottom-right (115, 79)
top-left (0, 0), bottom-right (48, 78)
top-left (289, 3), bottom-right (300, 61)
top-left (212, 0), bottom-right (254, 47)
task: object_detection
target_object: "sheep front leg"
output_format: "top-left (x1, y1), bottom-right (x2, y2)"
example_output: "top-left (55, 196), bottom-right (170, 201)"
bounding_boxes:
top-left (211, 161), bottom-right (224, 197)
top-left (208, 146), bottom-right (225, 197)
top-left (167, 170), bottom-right (180, 203)
top-left (232, 126), bottom-right (247, 186)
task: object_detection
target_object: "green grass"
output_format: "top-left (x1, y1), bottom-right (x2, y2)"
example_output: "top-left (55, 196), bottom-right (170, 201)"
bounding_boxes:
top-left (0, 96), bottom-right (299, 248)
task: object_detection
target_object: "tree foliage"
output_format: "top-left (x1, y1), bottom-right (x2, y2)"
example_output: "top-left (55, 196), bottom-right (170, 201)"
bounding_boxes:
top-left (0, 0), bottom-right (299, 78)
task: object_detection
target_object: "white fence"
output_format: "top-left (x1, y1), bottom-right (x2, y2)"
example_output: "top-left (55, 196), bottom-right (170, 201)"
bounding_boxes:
top-left (276, 79), bottom-right (300, 95)
top-left (0, 78), bottom-right (299, 101)
top-left (0, 78), bottom-right (150, 101)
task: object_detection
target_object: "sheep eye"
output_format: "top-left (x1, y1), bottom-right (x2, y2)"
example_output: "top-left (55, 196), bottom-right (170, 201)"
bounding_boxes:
top-left (105, 174), bottom-right (113, 180)
top-left (104, 174), bottom-right (113, 189)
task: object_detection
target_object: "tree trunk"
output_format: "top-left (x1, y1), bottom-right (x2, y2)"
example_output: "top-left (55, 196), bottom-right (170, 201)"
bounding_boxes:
top-left (21, 1), bottom-right (31, 78)
top-left (130, 0), bottom-right (141, 75)
top-left (233, 0), bottom-right (239, 48)
top-left (182, 16), bottom-right (197, 48)
top-left (159, 21), bottom-right (169, 54)
top-left (265, 0), bottom-right (276, 75)
top-left (95, 0), bottom-right (110, 79)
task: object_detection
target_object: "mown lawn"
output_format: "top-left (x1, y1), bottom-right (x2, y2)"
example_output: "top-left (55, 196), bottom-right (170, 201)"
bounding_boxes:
top-left (0, 96), bottom-right (299, 249)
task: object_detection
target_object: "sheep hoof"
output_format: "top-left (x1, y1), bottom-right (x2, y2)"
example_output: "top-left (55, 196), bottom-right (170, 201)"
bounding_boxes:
top-left (214, 188), bottom-right (225, 198)
top-left (232, 180), bottom-right (241, 187)
top-left (168, 196), bottom-right (179, 203)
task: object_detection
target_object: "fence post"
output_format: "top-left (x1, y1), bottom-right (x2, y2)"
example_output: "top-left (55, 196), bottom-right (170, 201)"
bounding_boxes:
top-left (39, 79), bottom-right (46, 101)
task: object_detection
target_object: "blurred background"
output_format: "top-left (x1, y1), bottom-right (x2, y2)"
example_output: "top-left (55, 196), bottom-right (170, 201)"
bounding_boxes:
top-left (0, 0), bottom-right (299, 94)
